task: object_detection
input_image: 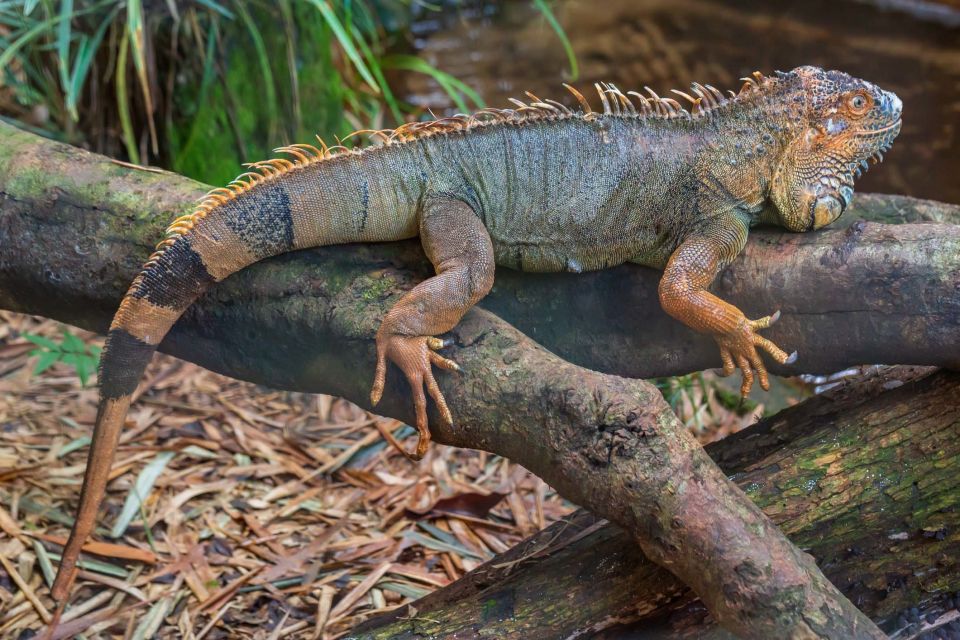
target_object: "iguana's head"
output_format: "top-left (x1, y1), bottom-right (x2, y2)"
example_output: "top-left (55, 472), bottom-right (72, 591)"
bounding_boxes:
top-left (770, 66), bottom-right (901, 232)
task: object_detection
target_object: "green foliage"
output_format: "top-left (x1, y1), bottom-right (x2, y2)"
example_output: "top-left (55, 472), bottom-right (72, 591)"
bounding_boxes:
top-left (2, 1), bottom-right (579, 187)
top-left (22, 329), bottom-right (102, 387)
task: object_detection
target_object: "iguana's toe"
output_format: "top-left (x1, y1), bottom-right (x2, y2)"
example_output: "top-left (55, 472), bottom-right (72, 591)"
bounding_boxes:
top-left (715, 310), bottom-right (795, 396)
top-left (371, 333), bottom-right (458, 460)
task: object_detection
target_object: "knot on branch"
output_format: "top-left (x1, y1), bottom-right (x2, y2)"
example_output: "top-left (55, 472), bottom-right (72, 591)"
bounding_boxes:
top-left (583, 398), bottom-right (659, 466)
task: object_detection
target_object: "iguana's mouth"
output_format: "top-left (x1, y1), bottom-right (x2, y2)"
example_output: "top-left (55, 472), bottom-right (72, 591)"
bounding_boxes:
top-left (860, 119), bottom-right (902, 136)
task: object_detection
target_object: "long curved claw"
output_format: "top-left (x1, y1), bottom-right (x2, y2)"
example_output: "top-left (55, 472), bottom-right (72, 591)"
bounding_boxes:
top-left (715, 310), bottom-right (796, 398)
top-left (370, 333), bottom-right (459, 460)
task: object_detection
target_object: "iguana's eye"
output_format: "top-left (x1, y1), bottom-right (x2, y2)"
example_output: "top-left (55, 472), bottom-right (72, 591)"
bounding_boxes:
top-left (847, 92), bottom-right (871, 115)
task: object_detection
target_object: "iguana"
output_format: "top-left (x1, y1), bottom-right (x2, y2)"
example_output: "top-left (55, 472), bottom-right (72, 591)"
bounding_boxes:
top-left (49, 65), bottom-right (901, 605)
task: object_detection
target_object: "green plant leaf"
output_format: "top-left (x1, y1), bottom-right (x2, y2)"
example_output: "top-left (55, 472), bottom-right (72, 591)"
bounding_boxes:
top-left (403, 530), bottom-right (486, 559)
top-left (74, 355), bottom-right (92, 386)
top-left (233, 0), bottom-right (278, 139)
top-left (131, 595), bottom-right (173, 640)
top-left (112, 451), bottom-right (176, 538)
top-left (116, 29), bottom-right (140, 163)
top-left (170, 18), bottom-right (217, 171)
top-left (349, 22), bottom-right (401, 123)
top-left (45, 551), bottom-right (129, 577)
top-left (57, 0), bottom-right (74, 100)
top-left (21, 333), bottom-right (59, 350)
top-left (380, 54), bottom-right (484, 113)
top-left (532, 0), bottom-right (578, 81)
top-left (60, 329), bottom-right (86, 353)
top-left (126, 0), bottom-right (157, 153)
top-left (0, 3), bottom-right (110, 76)
top-left (58, 436), bottom-right (91, 458)
top-left (33, 350), bottom-right (62, 375)
top-left (193, 0), bottom-right (234, 19)
top-left (65, 4), bottom-right (117, 121)
top-left (305, 0), bottom-right (380, 93)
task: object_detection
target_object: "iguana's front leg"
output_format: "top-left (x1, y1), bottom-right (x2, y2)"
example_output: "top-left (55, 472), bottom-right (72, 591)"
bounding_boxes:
top-left (370, 194), bottom-right (495, 459)
top-left (658, 213), bottom-right (796, 396)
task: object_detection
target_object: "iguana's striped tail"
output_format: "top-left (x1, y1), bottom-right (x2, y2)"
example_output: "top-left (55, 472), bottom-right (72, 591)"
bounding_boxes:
top-left (50, 144), bottom-right (417, 602)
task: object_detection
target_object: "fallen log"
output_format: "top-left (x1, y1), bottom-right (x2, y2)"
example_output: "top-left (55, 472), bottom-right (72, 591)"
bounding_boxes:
top-left (3, 122), bottom-right (957, 637)
top-left (357, 366), bottom-right (960, 638)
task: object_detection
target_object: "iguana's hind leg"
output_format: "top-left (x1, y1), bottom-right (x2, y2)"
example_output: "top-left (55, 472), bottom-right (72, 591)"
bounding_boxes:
top-left (370, 195), bottom-right (494, 459)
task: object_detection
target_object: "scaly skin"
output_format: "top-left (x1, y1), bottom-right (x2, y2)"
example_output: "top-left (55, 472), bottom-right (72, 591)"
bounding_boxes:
top-left (47, 66), bottom-right (901, 614)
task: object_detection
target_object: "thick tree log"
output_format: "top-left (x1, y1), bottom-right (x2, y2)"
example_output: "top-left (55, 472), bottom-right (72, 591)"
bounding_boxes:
top-left (358, 365), bottom-right (960, 639)
top-left (2, 123), bottom-right (956, 637)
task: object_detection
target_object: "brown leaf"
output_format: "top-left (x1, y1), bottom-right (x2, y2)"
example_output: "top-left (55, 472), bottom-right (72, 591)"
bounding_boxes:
top-left (406, 491), bottom-right (508, 519)
top-left (33, 532), bottom-right (157, 564)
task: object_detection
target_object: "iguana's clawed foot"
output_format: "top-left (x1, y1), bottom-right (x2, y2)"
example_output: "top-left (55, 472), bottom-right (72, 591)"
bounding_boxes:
top-left (714, 310), bottom-right (797, 397)
top-left (370, 333), bottom-right (459, 460)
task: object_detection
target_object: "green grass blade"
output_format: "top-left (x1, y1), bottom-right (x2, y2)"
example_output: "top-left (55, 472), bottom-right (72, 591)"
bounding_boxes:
top-left (305, 0), bottom-right (380, 93)
top-left (171, 18), bottom-right (218, 171)
top-left (233, 0), bottom-right (278, 139)
top-left (377, 580), bottom-right (431, 600)
top-left (66, 5), bottom-right (116, 121)
top-left (131, 597), bottom-right (173, 640)
top-left (64, 34), bottom-right (87, 121)
top-left (116, 30), bottom-right (140, 163)
top-left (193, 0), bottom-right (234, 19)
top-left (380, 54), bottom-right (484, 112)
top-left (56, 0), bottom-right (73, 102)
top-left (403, 530), bottom-right (485, 559)
top-left (0, 15), bottom-right (57, 74)
top-left (111, 451), bottom-right (175, 538)
top-left (0, 0), bottom-right (112, 73)
top-left (532, 0), bottom-right (578, 81)
top-left (349, 23), bottom-right (401, 123)
top-left (126, 0), bottom-right (157, 152)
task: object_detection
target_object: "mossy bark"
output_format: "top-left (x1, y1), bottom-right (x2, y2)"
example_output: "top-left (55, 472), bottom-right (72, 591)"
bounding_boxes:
top-left (4, 122), bottom-right (957, 638)
top-left (358, 366), bottom-right (960, 638)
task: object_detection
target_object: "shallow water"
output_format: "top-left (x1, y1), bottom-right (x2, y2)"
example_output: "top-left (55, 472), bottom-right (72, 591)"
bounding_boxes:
top-left (404, 0), bottom-right (960, 204)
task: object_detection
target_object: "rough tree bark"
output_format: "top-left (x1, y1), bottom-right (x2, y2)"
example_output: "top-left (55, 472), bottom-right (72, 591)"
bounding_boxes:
top-left (357, 365), bottom-right (960, 639)
top-left (1, 123), bottom-right (957, 637)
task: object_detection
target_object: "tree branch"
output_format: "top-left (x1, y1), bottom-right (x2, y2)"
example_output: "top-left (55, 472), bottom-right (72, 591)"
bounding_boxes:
top-left (4, 122), bottom-right (954, 637)
top-left (357, 365), bottom-right (960, 639)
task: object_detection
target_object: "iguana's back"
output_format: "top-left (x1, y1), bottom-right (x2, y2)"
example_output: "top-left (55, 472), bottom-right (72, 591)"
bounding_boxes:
top-left (416, 114), bottom-right (700, 272)
top-left (275, 111), bottom-right (703, 273)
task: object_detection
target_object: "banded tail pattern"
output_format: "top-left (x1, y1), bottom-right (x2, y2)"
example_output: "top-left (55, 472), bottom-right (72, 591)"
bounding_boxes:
top-left (50, 144), bottom-right (344, 601)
